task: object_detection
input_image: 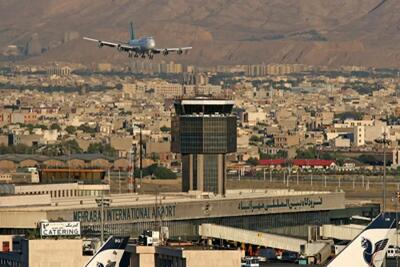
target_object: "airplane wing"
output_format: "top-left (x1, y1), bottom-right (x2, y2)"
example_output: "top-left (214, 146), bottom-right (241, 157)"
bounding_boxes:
top-left (83, 37), bottom-right (139, 52)
top-left (153, 47), bottom-right (192, 55)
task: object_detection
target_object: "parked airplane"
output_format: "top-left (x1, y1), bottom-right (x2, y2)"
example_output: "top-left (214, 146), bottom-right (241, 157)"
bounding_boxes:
top-left (326, 212), bottom-right (397, 267)
top-left (84, 236), bottom-right (129, 267)
top-left (83, 23), bottom-right (192, 59)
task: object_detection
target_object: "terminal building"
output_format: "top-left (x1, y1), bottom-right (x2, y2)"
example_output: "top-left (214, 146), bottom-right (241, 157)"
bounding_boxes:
top-left (0, 189), bottom-right (379, 240)
top-left (171, 98), bottom-right (237, 195)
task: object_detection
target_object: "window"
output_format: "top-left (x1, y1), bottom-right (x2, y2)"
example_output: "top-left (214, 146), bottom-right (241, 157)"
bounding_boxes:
top-left (2, 241), bottom-right (10, 252)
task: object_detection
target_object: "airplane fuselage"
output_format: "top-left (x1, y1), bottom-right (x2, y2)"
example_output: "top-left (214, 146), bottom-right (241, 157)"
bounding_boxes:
top-left (128, 37), bottom-right (156, 52)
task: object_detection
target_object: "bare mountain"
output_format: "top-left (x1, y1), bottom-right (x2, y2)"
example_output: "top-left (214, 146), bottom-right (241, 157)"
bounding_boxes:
top-left (1, 0), bottom-right (400, 67)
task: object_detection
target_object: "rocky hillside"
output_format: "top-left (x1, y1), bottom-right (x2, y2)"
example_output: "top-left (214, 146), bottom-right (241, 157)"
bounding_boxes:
top-left (0, 0), bottom-right (399, 67)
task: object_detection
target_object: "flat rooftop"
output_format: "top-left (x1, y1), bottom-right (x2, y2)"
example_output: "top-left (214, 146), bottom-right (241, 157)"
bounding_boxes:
top-left (0, 189), bottom-right (341, 212)
top-left (174, 98), bottom-right (234, 115)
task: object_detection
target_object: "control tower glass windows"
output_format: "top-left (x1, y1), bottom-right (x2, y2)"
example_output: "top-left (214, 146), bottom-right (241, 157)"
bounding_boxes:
top-left (203, 154), bottom-right (219, 193)
top-left (203, 117), bottom-right (226, 153)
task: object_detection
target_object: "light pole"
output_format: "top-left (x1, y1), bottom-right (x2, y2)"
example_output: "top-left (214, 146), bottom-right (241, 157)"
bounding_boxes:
top-left (392, 192), bottom-right (400, 267)
top-left (383, 132), bottom-right (387, 212)
top-left (139, 126), bottom-right (143, 189)
top-left (376, 132), bottom-right (389, 212)
top-left (396, 192), bottom-right (399, 267)
top-left (96, 194), bottom-right (110, 244)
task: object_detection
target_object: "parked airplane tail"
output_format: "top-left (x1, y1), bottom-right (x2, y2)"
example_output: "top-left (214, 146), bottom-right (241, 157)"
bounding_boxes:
top-left (84, 236), bottom-right (129, 267)
top-left (130, 22), bottom-right (136, 40)
top-left (326, 212), bottom-right (397, 267)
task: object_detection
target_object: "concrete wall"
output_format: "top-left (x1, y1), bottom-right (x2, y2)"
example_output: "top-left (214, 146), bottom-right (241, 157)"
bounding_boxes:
top-left (130, 246), bottom-right (155, 267)
top-left (29, 239), bottom-right (90, 267)
top-left (0, 211), bottom-right (47, 228)
top-left (184, 250), bottom-right (242, 267)
top-left (0, 194), bottom-right (51, 208)
top-left (132, 246), bottom-right (242, 267)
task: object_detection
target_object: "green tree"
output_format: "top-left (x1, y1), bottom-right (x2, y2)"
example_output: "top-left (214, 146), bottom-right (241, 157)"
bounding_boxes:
top-left (246, 157), bottom-right (259, 166)
top-left (153, 166), bottom-right (177, 179)
top-left (0, 144), bottom-right (34, 154)
top-left (335, 111), bottom-right (364, 121)
top-left (160, 126), bottom-right (171, 132)
top-left (0, 145), bottom-right (11, 154)
top-left (296, 147), bottom-right (317, 159)
top-left (260, 150), bottom-right (287, 159)
top-left (87, 142), bottom-right (116, 156)
top-left (150, 152), bottom-right (160, 161)
top-left (358, 154), bottom-right (382, 166)
top-left (14, 144), bottom-right (33, 154)
top-left (65, 126), bottom-right (77, 135)
top-left (320, 152), bottom-right (335, 160)
top-left (50, 123), bottom-right (61, 131)
top-left (87, 143), bottom-right (103, 153)
top-left (134, 164), bottom-right (176, 179)
top-left (36, 124), bottom-right (48, 130)
top-left (62, 140), bottom-right (83, 154)
top-left (78, 124), bottom-right (97, 133)
top-left (250, 135), bottom-right (262, 143)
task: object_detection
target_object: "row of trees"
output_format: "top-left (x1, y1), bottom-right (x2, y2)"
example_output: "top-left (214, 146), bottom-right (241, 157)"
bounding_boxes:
top-left (0, 140), bottom-right (116, 157)
top-left (134, 163), bottom-right (177, 179)
top-left (6, 123), bottom-right (94, 135)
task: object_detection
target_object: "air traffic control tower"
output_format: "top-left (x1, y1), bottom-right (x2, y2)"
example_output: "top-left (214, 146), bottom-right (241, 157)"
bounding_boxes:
top-left (171, 97), bottom-right (237, 195)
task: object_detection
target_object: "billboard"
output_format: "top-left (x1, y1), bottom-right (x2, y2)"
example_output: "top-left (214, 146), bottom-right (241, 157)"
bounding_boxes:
top-left (40, 221), bottom-right (81, 237)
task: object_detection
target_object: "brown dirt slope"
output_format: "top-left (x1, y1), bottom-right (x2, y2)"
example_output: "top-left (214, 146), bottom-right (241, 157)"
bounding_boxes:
top-left (1, 0), bottom-right (399, 67)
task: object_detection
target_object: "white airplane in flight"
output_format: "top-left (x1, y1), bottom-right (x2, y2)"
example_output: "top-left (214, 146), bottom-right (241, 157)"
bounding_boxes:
top-left (326, 212), bottom-right (396, 267)
top-left (84, 23), bottom-right (192, 59)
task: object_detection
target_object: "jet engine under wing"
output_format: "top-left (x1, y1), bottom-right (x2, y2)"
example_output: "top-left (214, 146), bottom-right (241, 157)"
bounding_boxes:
top-left (153, 47), bottom-right (192, 55)
top-left (83, 37), bottom-right (138, 52)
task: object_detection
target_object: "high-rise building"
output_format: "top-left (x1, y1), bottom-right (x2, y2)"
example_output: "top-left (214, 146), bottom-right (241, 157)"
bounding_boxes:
top-left (171, 97), bottom-right (237, 195)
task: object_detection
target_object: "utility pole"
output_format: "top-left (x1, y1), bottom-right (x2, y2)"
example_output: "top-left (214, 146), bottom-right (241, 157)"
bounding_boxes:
top-left (383, 132), bottom-right (387, 212)
top-left (139, 125), bottom-right (143, 191)
top-left (132, 146), bottom-right (137, 193)
top-left (128, 147), bottom-right (136, 193)
top-left (270, 169), bottom-right (272, 183)
top-left (395, 191), bottom-right (400, 267)
top-left (118, 168), bottom-right (121, 194)
top-left (376, 132), bottom-right (389, 212)
top-left (96, 193), bottom-right (110, 245)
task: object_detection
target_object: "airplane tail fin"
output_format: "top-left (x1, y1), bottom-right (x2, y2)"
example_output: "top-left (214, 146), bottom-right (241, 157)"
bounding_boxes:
top-left (130, 22), bottom-right (136, 40)
top-left (84, 236), bottom-right (129, 267)
top-left (327, 212), bottom-right (396, 267)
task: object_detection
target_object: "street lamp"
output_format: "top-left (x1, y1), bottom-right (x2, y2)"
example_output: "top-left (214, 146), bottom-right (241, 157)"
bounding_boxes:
top-left (392, 192), bottom-right (400, 267)
top-left (95, 194), bottom-right (110, 244)
top-left (134, 123), bottom-right (145, 192)
top-left (375, 132), bottom-right (390, 212)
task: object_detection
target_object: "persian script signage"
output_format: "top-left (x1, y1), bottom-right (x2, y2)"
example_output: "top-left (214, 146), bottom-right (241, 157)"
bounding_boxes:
top-left (238, 197), bottom-right (324, 212)
top-left (40, 221), bottom-right (81, 236)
